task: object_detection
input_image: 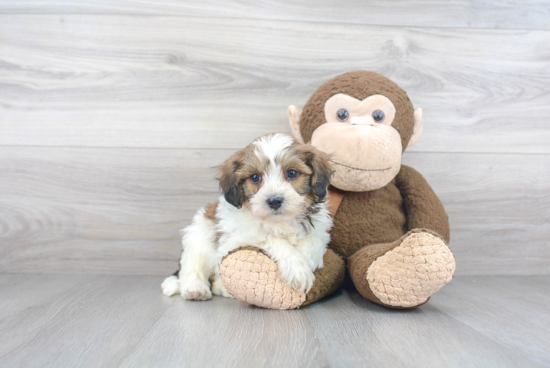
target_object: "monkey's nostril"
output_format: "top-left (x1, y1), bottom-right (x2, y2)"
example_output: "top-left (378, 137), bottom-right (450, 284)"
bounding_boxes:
top-left (267, 196), bottom-right (284, 210)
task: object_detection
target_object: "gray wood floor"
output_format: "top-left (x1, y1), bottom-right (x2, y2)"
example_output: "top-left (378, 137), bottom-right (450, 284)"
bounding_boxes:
top-left (0, 275), bottom-right (549, 368)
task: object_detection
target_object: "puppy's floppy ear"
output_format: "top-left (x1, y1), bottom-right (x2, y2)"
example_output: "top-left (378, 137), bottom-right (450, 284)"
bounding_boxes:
top-left (218, 150), bottom-right (244, 209)
top-left (304, 146), bottom-right (333, 202)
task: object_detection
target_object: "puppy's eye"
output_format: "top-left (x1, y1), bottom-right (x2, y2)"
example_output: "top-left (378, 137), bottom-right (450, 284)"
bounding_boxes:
top-left (285, 169), bottom-right (299, 180)
top-left (250, 173), bottom-right (262, 184)
top-left (372, 110), bottom-right (385, 123)
top-left (337, 109), bottom-right (349, 122)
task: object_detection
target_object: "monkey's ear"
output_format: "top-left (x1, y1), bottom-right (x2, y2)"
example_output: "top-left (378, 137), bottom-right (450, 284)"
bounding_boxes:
top-left (288, 105), bottom-right (305, 144)
top-left (408, 108), bottom-right (424, 147)
top-left (306, 148), bottom-right (334, 202)
top-left (218, 152), bottom-right (244, 209)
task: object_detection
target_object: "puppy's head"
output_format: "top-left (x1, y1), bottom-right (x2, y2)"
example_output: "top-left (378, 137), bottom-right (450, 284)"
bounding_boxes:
top-left (218, 133), bottom-right (333, 220)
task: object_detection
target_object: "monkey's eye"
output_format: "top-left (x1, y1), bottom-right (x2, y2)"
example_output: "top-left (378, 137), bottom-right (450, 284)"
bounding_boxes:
top-left (285, 169), bottom-right (299, 180)
top-left (337, 109), bottom-right (349, 122)
top-left (372, 110), bottom-right (385, 123)
top-left (250, 173), bottom-right (262, 184)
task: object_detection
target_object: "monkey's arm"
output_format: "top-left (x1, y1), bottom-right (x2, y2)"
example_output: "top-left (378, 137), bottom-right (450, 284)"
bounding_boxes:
top-left (349, 165), bottom-right (455, 308)
top-left (395, 165), bottom-right (450, 244)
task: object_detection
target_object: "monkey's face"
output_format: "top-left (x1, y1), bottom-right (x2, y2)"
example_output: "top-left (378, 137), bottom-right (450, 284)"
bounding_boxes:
top-left (289, 71), bottom-right (423, 193)
top-left (310, 93), bottom-right (402, 191)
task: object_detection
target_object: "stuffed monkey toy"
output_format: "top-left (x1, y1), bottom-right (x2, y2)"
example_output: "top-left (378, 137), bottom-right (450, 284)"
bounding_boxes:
top-left (220, 71), bottom-right (455, 309)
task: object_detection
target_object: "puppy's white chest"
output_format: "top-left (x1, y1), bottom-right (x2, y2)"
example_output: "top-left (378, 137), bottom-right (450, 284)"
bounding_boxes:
top-left (220, 219), bottom-right (302, 247)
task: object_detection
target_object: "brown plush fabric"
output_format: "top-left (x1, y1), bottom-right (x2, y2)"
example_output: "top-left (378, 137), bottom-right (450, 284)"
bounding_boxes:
top-left (329, 180), bottom-right (408, 259)
top-left (327, 186), bottom-right (345, 218)
top-left (329, 165), bottom-right (450, 259)
top-left (395, 165), bottom-right (451, 244)
top-left (303, 249), bottom-right (346, 307)
top-left (329, 165), bottom-right (452, 308)
top-left (299, 71), bottom-right (415, 151)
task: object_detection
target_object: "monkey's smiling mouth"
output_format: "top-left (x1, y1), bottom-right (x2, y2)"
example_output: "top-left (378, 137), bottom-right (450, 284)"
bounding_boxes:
top-left (330, 160), bottom-right (392, 172)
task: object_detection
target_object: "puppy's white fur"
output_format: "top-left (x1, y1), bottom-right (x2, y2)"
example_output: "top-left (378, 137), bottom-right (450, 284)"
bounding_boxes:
top-left (162, 134), bottom-right (332, 300)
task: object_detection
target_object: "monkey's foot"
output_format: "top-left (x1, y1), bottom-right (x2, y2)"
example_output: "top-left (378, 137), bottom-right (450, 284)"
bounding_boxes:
top-left (220, 246), bottom-right (345, 310)
top-left (349, 229), bottom-right (456, 308)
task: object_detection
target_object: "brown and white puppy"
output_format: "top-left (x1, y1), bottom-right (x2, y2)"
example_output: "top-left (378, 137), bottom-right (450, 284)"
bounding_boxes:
top-left (161, 133), bottom-right (333, 300)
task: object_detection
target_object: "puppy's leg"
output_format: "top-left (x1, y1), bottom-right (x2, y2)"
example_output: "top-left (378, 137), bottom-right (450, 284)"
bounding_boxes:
top-left (211, 266), bottom-right (233, 298)
top-left (295, 217), bottom-right (331, 272)
top-left (295, 206), bottom-right (332, 272)
top-left (178, 209), bottom-right (218, 301)
top-left (295, 234), bottom-right (327, 273)
top-left (161, 270), bottom-right (180, 297)
top-left (262, 238), bottom-right (315, 293)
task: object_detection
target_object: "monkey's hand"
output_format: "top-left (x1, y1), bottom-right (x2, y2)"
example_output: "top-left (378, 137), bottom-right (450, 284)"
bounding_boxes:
top-left (219, 247), bottom-right (345, 310)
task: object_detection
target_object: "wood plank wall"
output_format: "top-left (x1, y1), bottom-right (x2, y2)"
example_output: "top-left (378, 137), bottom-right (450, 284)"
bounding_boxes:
top-left (1, 1), bottom-right (549, 275)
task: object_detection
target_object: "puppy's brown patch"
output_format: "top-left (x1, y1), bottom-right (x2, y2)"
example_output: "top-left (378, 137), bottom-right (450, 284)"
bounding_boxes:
top-left (278, 146), bottom-right (313, 195)
top-left (237, 145), bottom-right (268, 210)
top-left (202, 202), bottom-right (221, 248)
top-left (204, 202), bottom-right (219, 223)
top-left (278, 143), bottom-right (333, 203)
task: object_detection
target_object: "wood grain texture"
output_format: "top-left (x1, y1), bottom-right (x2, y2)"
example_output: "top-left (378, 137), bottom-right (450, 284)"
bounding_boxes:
top-left (1, 15), bottom-right (550, 153)
top-left (0, 146), bottom-right (223, 275)
top-left (433, 276), bottom-right (550, 366)
top-left (0, 274), bottom-right (171, 367)
top-left (1, 146), bottom-right (548, 276)
top-left (1, 4), bottom-right (548, 277)
top-left (0, 0), bottom-right (549, 30)
top-left (0, 275), bottom-right (548, 367)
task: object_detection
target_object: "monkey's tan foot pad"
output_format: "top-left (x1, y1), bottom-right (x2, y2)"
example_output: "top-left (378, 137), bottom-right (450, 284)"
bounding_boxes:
top-left (367, 232), bottom-right (456, 308)
top-left (220, 247), bottom-right (306, 310)
top-left (220, 247), bottom-right (346, 310)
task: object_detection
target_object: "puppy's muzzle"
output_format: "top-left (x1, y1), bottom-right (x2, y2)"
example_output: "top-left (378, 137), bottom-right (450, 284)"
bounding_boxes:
top-left (267, 196), bottom-right (284, 210)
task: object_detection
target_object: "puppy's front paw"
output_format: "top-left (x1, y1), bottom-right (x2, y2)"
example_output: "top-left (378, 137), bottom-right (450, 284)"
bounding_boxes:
top-left (161, 275), bottom-right (180, 297)
top-left (307, 252), bottom-right (325, 272)
top-left (278, 256), bottom-right (315, 293)
top-left (180, 279), bottom-right (212, 301)
top-left (211, 276), bottom-right (234, 298)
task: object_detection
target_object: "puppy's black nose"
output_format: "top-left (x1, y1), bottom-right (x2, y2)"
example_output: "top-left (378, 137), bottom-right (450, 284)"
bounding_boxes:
top-left (267, 196), bottom-right (284, 210)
